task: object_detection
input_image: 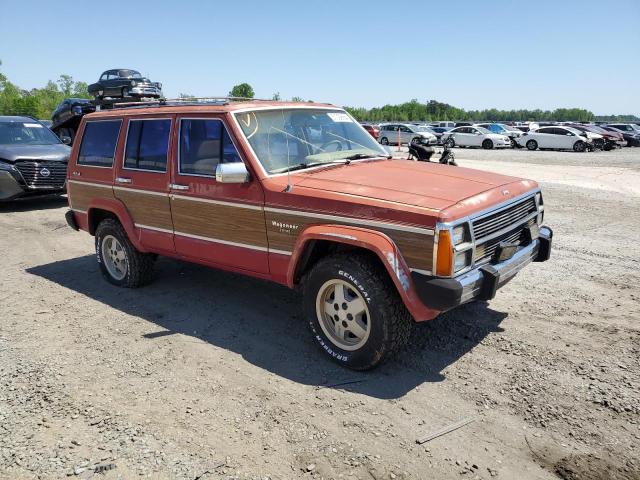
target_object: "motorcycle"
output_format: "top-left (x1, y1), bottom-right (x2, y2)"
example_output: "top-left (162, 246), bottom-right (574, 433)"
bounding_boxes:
top-left (408, 138), bottom-right (457, 166)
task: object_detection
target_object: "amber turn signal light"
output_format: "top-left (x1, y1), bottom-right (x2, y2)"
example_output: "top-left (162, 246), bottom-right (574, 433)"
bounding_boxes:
top-left (436, 230), bottom-right (453, 277)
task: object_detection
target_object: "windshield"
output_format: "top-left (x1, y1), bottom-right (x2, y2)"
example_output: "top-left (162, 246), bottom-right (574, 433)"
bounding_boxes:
top-left (234, 108), bottom-right (388, 174)
top-left (0, 121), bottom-right (61, 146)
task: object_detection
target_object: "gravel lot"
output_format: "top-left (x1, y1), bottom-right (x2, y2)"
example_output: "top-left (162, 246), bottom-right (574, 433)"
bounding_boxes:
top-left (1, 147), bottom-right (638, 480)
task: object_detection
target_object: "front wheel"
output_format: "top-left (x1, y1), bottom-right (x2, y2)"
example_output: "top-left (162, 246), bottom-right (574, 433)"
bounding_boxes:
top-left (573, 140), bottom-right (586, 152)
top-left (95, 218), bottom-right (155, 287)
top-left (482, 139), bottom-right (494, 150)
top-left (303, 253), bottom-right (412, 370)
top-left (380, 137), bottom-right (389, 145)
top-left (526, 139), bottom-right (538, 151)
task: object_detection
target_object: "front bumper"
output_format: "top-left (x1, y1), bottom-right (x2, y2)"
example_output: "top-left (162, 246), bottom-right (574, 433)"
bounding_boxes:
top-left (412, 226), bottom-right (552, 312)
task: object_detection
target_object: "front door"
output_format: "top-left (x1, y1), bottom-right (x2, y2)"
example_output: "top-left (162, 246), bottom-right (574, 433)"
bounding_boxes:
top-left (112, 115), bottom-right (175, 254)
top-left (169, 115), bottom-right (268, 273)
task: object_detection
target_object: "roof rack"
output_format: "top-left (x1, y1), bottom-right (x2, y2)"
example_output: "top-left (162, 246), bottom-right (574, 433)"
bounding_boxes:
top-left (93, 96), bottom-right (273, 110)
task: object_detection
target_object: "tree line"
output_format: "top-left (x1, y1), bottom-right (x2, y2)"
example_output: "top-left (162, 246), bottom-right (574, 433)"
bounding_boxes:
top-left (343, 99), bottom-right (639, 123)
top-left (1, 68), bottom-right (637, 123)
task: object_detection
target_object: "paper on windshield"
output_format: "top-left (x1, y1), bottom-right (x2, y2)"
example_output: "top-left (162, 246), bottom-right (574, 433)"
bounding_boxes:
top-left (327, 112), bottom-right (352, 123)
top-left (23, 123), bottom-right (43, 128)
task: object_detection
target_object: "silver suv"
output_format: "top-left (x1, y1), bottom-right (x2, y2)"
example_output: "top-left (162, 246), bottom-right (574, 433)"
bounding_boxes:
top-left (378, 123), bottom-right (437, 146)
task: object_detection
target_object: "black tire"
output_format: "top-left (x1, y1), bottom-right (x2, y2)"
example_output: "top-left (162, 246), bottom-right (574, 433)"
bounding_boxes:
top-left (122, 87), bottom-right (129, 98)
top-left (95, 218), bottom-right (155, 288)
top-left (482, 139), bottom-right (494, 150)
top-left (445, 137), bottom-right (455, 148)
top-left (510, 138), bottom-right (517, 148)
top-left (380, 137), bottom-right (389, 145)
top-left (526, 139), bottom-right (538, 151)
top-left (303, 253), bottom-right (412, 370)
top-left (573, 140), bottom-right (586, 152)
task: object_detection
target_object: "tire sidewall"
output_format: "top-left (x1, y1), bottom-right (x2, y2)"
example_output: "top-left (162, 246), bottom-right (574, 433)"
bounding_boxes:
top-left (95, 221), bottom-right (132, 287)
top-left (526, 140), bottom-right (537, 150)
top-left (574, 140), bottom-right (585, 152)
top-left (482, 139), bottom-right (493, 149)
top-left (304, 262), bottom-right (389, 370)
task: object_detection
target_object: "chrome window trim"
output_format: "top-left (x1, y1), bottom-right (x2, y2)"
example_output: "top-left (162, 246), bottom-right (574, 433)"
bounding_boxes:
top-left (177, 117), bottom-right (245, 179)
top-left (122, 117), bottom-right (172, 174)
top-left (112, 185), bottom-right (168, 197)
top-left (170, 193), bottom-right (263, 211)
top-left (77, 119), bottom-right (123, 169)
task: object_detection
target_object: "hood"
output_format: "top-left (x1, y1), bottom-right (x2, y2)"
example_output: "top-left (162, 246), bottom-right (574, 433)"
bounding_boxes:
top-left (292, 160), bottom-right (535, 214)
top-left (0, 143), bottom-right (71, 163)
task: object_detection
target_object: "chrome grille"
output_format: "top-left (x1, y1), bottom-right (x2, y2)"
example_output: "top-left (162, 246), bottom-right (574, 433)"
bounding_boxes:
top-left (472, 196), bottom-right (536, 240)
top-left (472, 196), bottom-right (538, 265)
top-left (15, 161), bottom-right (67, 189)
top-left (474, 218), bottom-right (536, 264)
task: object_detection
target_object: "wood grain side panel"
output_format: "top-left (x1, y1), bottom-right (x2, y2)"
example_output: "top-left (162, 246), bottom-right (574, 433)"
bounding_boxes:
top-left (265, 211), bottom-right (433, 271)
top-left (68, 182), bottom-right (114, 211)
top-left (171, 198), bottom-right (268, 248)
top-left (113, 190), bottom-right (173, 231)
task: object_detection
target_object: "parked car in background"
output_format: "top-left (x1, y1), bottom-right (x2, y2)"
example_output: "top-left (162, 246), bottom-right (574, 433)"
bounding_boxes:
top-left (51, 98), bottom-right (96, 143)
top-left (378, 123), bottom-right (437, 146)
top-left (441, 126), bottom-right (511, 149)
top-left (88, 69), bottom-right (162, 99)
top-left (517, 126), bottom-right (592, 152)
top-left (436, 121), bottom-right (456, 128)
top-left (476, 123), bottom-right (523, 147)
top-left (567, 124), bottom-right (623, 150)
top-left (601, 125), bottom-right (640, 147)
top-left (0, 116), bottom-right (70, 201)
top-left (361, 123), bottom-right (380, 139)
top-left (607, 123), bottom-right (640, 134)
top-left (415, 125), bottom-right (448, 144)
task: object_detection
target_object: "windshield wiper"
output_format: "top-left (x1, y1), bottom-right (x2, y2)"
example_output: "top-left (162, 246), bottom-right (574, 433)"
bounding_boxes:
top-left (343, 153), bottom-right (378, 160)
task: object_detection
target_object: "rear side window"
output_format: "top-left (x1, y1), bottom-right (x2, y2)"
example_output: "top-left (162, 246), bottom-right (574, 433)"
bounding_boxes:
top-left (124, 119), bottom-right (171, 172)
top-left (78, 120), bottom-right (122, 167)
top-left (179, 119), bottom-right (241, 176)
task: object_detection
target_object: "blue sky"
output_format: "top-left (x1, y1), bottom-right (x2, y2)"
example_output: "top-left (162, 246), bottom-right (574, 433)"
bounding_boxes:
top-left (1, 0), bottom-right (638, 114)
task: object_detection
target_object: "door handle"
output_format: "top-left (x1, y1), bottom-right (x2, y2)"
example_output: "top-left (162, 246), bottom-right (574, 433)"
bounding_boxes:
top-left (169, 183), bottom-right (190, 191)
top-left (116, 177), bottom-right (132, 184)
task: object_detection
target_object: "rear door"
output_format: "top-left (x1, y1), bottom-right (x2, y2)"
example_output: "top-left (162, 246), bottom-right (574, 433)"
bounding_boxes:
top-left (535, 127), bottom-right (553, 148)
top-left (112, 115), bottom-right (175, 254)
top-left (455, 127), bottom-right (473, 146)
top-left (169, 114), bottom-right (268, 273)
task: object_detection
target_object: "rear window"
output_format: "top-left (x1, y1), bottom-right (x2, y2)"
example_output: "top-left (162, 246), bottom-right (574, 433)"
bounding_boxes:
top-left (179, 119), bottom-right (241, 177)
top-left (78, 120), bottom-right (122, 167)
top-left (124, 119), bottom-right (171, 172)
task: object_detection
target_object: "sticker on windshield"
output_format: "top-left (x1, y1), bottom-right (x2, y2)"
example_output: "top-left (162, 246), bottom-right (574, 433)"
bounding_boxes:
top-left (327, 112), bottom-right (352, 123)
top-left (24, 123), bottom-right (43, 128)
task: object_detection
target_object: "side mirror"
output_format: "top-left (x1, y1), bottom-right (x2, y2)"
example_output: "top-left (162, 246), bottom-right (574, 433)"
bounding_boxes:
top-left (61, 136), bottom-right (72, 145)
top-left (216, 162), bottom-right (250, 183)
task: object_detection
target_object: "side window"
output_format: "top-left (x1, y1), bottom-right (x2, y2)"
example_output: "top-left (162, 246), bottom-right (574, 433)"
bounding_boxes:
top-left (537, 127), bottom-right (552, 134)
top-left (77, 120), bottom-right (122, 167)
top-left (124, 119), bottom-right (171, 172)
top-left (179, 119), bottom-right (241, 176)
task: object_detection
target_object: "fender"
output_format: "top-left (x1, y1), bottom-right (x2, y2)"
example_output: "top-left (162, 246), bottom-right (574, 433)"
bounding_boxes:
top-left (287, 224), bottom-right (439, 322)
top-left (86, 197), bottom-right (147, 252)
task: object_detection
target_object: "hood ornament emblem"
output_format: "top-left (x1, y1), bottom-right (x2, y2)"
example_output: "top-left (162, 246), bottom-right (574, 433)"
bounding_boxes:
top-left (502, 189), bottom-right (510, 196)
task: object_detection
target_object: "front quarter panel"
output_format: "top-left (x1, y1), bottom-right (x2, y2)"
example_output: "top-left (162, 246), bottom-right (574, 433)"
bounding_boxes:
top-left (288, 224), bottom-right (440, 322)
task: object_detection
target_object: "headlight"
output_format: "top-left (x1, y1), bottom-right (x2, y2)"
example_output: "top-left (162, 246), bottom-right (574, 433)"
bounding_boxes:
top-left (454, 251), bottom-right (471, 273)
top-left (131, 80), bottom-right (137, 86)
top-left (452, 224), bottom-right (469, 245)
top-left (0, 160), bottom-right (16, 171)
top-left (535, 192), bottom-right (542, 207)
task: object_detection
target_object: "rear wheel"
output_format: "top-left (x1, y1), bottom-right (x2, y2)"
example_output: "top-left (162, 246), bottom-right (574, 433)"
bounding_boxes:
top-left (303, 253), bottom-right (412, 370)
top-left (573, 140), bottom-right (586, 152)
top-left (95, 218), bottom-right (155, 288)
top-left (445, 137), bottom-right (455, 148)
top-left (482, 139), bottom-right (494, 150)
top-left (380, 137), bottom-right (389, 145)
top-left (526, 139), bottom-right (538, 151)
top-left (121, 87), bottom-right (129, 98)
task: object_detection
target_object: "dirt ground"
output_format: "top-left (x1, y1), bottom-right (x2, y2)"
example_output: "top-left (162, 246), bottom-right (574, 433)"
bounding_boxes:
top-left (1, 147), bottom-right (639, 480)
